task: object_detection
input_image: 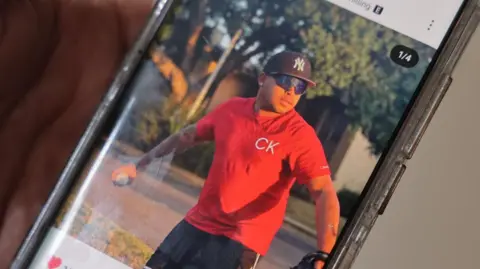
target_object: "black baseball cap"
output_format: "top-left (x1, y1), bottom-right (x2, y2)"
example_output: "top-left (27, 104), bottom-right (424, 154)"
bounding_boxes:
top-left (263, 51), bottom-right (316, 87)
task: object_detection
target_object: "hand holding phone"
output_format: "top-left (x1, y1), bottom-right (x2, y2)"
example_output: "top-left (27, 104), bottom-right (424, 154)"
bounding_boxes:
top-left (0, 0), bottom-right (152, 266)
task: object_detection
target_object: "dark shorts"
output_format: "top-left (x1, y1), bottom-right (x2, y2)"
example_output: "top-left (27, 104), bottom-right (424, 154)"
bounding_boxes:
top-left (144, 220), bottom-right (261, 269)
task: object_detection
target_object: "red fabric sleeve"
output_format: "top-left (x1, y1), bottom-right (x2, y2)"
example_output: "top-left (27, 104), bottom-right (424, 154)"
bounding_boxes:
top-left (195, 98), bottom-right (236, 141)
top-left (292, 128), bottom-right (331, 185)
top-left (196, 114), bottom-right (215, 141)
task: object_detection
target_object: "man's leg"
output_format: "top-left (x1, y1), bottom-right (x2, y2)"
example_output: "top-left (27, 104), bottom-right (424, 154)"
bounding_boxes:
top-left (143, 219), bottom-right (262, 269)
top-left (144, 219), bottom-right (209, 269)
top-left (192, 234), bottom-right (262, 269)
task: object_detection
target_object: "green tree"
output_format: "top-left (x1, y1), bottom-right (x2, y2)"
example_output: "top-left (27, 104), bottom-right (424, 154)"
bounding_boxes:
top-left (206, 0), bottom-right (304, 73)
top-left (287, 0), bottom-right (435, 154)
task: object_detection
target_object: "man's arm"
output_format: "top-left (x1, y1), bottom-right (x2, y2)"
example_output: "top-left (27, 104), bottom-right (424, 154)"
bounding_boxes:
top-left (291, 128), bottom-right (340, 267)
top-left (135, 123), bottom-right (206, 168)
top-left (308, 176), bottom-right (341, 253)
top-left (133, 98), bottom-right (235, 169)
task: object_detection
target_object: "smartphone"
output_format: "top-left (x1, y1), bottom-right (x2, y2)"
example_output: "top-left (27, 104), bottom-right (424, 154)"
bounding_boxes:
top-left (11, 0), bottom-right (479, 268)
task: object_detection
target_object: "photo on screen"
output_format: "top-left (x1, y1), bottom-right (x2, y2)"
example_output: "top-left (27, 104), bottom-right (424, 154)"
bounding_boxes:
top-left (28, 0), bottom-right (438, 269)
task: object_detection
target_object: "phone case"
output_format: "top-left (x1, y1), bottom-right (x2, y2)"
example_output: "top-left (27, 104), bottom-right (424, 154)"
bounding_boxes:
top-left (11, 0), bottom-right (480, 268)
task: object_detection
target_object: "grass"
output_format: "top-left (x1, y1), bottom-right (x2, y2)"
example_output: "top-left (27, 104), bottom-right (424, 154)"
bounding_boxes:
top-left (54, 194), bottom-right (153, 269)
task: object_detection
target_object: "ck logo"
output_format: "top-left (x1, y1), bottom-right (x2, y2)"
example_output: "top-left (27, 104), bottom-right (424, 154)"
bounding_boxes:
top-left (255, 137), bottom-right (279, 155)
top-left (293, 57), bottom-right (305, 72)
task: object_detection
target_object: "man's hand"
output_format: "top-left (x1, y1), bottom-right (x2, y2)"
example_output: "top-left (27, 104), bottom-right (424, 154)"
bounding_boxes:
top-left (111, 163), bottom-right (138, 187)
top-left (315, 260), bottom-right (325, 269)
top-left (0, 0), bottom-right (152, 266)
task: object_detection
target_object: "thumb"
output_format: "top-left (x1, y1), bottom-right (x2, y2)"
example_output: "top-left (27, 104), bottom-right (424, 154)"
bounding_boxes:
top-left (114, 0), bottom-right (155, 49)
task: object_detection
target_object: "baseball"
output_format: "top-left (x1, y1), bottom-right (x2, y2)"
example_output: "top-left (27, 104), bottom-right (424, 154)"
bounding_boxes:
top-left (114, 172), bottom-right (132, 186)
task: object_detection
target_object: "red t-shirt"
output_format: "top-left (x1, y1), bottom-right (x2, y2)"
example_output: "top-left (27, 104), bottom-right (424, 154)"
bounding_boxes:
top-left (184, 97), bottom-right (331, 255)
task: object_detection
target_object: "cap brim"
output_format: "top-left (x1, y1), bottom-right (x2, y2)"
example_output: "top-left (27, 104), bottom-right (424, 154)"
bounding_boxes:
top-left (268, 72), bottom-right (316, 87)
top-left (301, 77), bottom-right (317, 88)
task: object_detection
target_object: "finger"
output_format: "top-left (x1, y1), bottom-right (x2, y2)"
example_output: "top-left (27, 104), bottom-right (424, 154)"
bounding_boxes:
top-left (0, 0), bottom-right (123, 226)
top-left (114, 0), bottom-right (154, 48)
top-left (0, 0), bottom-right (153, 265)
top-left (0, 0), bottom-right (56, 122)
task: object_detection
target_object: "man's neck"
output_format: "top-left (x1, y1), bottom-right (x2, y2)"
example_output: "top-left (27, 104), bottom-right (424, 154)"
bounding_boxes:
top-left (254, 98), bottom-right (282, 117)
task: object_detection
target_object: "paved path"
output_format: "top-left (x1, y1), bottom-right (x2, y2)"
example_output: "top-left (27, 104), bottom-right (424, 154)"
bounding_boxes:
top-left (81, 155), bottom-right (316, 269)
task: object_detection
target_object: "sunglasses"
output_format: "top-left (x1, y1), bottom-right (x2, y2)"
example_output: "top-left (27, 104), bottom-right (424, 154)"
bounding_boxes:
top-left (270, 74), bottom-right (308, 95)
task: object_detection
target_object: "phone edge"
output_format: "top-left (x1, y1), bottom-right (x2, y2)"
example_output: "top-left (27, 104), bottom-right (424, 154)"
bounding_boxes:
top-left (325, 1), bottom-right (480, 269)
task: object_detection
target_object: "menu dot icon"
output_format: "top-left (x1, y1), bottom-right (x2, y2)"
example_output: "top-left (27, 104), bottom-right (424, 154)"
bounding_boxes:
top-left (428, 20), bottom-right (435, 31)
top-left (373, 5), bottom-right (384, 15)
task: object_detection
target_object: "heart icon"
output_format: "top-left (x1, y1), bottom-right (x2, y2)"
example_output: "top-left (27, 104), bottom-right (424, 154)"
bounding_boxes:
top-left (48, 256), bottom-right (62, 269)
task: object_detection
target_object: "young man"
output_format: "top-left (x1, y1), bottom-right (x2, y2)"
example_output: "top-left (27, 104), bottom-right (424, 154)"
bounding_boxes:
top-left (112, 51), bottom-right (341, 269)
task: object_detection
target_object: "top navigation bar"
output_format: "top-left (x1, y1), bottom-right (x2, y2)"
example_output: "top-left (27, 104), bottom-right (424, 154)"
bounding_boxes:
top-left (326, 0), bottom-right (464, 49)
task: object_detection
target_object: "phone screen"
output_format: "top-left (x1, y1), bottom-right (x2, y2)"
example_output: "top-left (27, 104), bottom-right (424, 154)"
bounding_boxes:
top-left (26, 0), bottom-right (467, 268)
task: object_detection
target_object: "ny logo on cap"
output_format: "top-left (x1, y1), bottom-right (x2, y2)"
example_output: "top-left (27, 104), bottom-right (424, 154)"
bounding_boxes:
top-left (293, 57), bottom-right (305, 72)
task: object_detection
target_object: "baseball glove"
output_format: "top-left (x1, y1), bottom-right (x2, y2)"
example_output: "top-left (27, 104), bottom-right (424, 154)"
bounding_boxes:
top-left (111, 163), bottom-right (137, 186)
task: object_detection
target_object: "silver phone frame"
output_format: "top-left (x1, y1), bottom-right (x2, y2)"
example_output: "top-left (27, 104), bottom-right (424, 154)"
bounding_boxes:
top-left (11, 0), bottom-right (480, 268)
